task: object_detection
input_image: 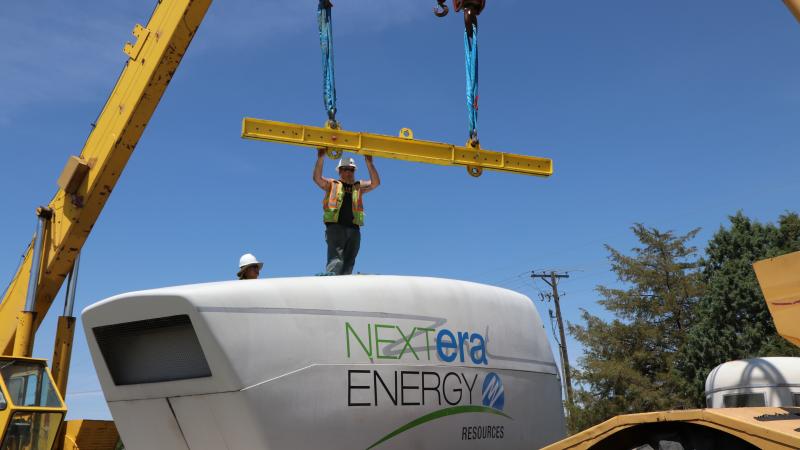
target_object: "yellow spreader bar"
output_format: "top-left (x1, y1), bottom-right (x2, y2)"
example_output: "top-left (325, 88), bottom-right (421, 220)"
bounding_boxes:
top-left (242, 118), bottom-right (553, 177)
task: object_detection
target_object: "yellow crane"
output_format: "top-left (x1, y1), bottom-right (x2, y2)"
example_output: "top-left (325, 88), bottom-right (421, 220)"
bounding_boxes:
top-left (0, 1), bottom-right (213, 447)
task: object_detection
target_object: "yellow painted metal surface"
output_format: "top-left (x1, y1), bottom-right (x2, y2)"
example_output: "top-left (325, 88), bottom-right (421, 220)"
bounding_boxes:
top-left (12, 311), bottom-right (35, 357)
top-left (542, 408), bottom-right (800, 450)
top-left (242, 118), bottom-right (554, 177)
top-left (0, 357), bottom-right (67, 449)
top-left (754, 251), bottom-right (800, 347)
top-left (57, 157), bottom-right (90, 196)
top-left (547, 253), bottom-right (800, 449)
top-left (786, 0), bottom-right (800, 23)
top-left (0, 0), bottom-right (213, 356)
top-left (51, 316), bottom-right (76, 398)
top-left (61, 420), bottom-right (119, 450)
top-left (122, 24), bottom-right (150, 61)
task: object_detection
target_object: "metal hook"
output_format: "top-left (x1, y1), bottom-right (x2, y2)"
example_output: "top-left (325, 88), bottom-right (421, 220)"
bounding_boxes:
top-left (453, 0), bottom-right (484, 36)
top-left (433, 0), bottom-right (449, 17)
top-left (327, 109), bottom-right (338, 127)
top-left (464, 7), bottom-right (478, 37)
top-left (468, 130), bottom-right (479, 148)
top-left (325, 117), bottom-right (340, 131)
top-left (455, 0), bottom-right (485, 14)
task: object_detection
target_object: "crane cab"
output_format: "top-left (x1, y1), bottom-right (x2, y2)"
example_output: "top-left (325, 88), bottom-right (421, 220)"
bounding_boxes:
top-left (0, 357), bottom-right (65, 450)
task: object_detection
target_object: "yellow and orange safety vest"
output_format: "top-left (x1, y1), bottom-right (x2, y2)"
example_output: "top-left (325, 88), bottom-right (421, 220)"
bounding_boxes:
top-left (322, 180), bottom-right (365, 226)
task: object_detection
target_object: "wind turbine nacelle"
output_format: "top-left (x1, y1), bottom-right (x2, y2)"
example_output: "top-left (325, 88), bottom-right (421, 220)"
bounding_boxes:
top-left (82, 276), bottom-right (565, 449)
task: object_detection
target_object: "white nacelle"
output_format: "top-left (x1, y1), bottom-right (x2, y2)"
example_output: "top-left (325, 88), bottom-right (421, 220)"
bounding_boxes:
top-left (82, 276), bottom-right (565, 449)
top-left (705, 357), bottom-right (800, 408)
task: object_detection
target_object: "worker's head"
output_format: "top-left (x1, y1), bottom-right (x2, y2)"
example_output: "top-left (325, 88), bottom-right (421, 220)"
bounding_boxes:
top-left (337, 157), bottom-right (357, 183)
top-left (237, 253), bottom-right (263, 280)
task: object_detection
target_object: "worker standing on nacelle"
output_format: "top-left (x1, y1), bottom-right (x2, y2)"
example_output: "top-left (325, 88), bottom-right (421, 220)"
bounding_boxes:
top-left (313, 150), bottom-right (380, 275)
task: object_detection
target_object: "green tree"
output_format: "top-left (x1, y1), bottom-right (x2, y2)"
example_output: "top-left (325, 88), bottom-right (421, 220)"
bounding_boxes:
top-left (676, 212), bottom-right (800, 407)
top-left (567, 225), bottom-right (703, 433)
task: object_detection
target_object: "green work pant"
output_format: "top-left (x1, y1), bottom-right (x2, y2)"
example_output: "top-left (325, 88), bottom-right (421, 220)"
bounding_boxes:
top-left (325, 224), bottom-right (361, 275)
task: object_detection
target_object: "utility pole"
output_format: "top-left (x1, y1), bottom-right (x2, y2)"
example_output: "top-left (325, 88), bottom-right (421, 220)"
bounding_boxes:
top-left (532, 271), bottom-right (573, 410)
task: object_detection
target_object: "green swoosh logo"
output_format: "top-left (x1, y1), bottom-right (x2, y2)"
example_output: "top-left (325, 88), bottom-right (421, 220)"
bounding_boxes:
top-left (365, 405), bottom-right (513, 449)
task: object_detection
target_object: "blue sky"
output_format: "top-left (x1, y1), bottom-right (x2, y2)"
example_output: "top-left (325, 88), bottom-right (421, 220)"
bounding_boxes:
top-left (1, 0), bottom-right (799, 419)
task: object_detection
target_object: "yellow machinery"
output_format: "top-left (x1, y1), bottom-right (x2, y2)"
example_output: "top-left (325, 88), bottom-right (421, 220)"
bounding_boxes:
top-left (0, 0), bottom-right (214, 447)
top-left (541, 254), bottom-right (800, 450)
top-left (542, 407), bottom-right (800, 449)
top-left (754, 250), bottom-right (800, 347)
top-left (0, 0), bottom-right (798, 449)
top-left (0, 356), bottom-right (65, 450)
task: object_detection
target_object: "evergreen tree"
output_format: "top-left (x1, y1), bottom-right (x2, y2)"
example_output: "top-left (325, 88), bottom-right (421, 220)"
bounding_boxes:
top-left (567, 225), bottom-right (703, 433)
top-left (676, 212), bottom-right (800, 407)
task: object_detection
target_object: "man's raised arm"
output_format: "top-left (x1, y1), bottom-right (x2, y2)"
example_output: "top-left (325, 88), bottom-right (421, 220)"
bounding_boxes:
top-left (360, 155), bottom-right (380, 194)
top-left (313, 148), bottom-right (331, 190)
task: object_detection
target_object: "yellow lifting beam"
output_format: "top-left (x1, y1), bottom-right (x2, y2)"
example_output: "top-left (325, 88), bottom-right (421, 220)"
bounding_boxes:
top-left (241, 118), bottom-right (553, 178)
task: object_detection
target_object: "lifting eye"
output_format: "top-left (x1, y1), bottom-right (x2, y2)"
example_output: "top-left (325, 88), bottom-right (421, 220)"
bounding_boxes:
top-left (467, 166), bottom-right (483, 177)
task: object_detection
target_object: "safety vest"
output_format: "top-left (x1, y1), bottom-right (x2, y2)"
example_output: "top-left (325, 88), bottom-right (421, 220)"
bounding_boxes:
top-left (322, 180), bottom-right (365, 226)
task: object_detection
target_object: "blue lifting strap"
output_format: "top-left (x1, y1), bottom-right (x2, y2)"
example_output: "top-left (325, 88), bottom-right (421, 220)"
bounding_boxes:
top-left (318, 1), bottom-right (337, 125)
top-left (464, 23), bottom-right (479, 143)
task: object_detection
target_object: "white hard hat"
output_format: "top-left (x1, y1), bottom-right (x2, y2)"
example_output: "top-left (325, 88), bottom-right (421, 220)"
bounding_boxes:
top-left (238, 253), bottom-right (263, 271)
top-left (337, 157), bottom-right (357, 170)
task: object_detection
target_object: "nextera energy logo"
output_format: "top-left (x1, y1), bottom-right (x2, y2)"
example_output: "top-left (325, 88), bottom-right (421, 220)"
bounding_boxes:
top-left (344, 322), bottom-right (511, 448)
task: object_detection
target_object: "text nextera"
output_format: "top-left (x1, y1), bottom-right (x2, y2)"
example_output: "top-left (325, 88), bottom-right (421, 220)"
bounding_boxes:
top-left (345, 322), bottom-right (489, 365)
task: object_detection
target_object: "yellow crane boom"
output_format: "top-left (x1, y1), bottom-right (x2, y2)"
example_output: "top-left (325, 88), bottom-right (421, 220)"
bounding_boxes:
top-left (0, 0), bottom-right (213, 356)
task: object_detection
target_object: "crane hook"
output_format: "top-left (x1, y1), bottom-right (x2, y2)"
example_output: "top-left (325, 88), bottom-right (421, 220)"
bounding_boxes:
top-left (464, 8), bottom-right (477, 37)
top-left (454, 0), bottom-right (485, 36)
top-left (453, 0), bottom-right (485, 15)
top-left (433, 0), bottom-right (449, 17)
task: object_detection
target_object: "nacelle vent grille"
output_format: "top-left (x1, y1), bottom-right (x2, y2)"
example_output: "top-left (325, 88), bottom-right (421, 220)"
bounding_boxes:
top-left (93, 314), bottom-right (212, 385)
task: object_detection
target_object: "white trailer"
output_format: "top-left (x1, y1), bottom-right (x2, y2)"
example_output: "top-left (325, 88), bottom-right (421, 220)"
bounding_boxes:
top-left (705, 357), bottom-right (800, 408)
top-left (82, 275), bottom-right (566, 449)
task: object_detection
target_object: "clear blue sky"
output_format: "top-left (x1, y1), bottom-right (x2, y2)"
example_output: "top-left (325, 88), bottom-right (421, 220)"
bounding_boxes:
top-left (1, 0), bottom-right (799, 420)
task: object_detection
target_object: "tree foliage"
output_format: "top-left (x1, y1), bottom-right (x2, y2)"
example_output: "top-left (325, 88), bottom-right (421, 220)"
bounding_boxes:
top-left (567, 225), bottom-right (703, 433)
top-left (676, 212), bottom-right (800, 406)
